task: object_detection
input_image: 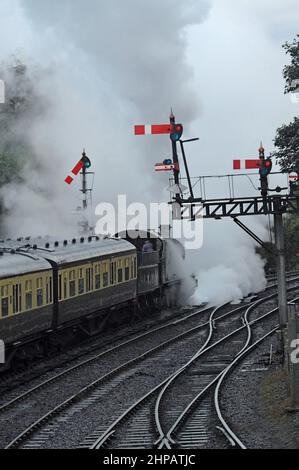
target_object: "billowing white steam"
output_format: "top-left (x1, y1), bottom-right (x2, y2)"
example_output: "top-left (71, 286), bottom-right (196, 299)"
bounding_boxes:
top-left (1, 0), bottom-right (293, 305)
top-left (0, 0), bottom-right (210, 237)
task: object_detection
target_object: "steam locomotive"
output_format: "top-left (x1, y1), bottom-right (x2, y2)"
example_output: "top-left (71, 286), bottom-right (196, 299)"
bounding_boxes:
top-left (0, 231), bottom-right (184, 368)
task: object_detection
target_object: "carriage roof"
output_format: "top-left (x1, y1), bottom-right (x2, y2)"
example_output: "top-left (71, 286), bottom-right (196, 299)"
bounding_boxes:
top-left (0, 237), bottom-right (135, 278)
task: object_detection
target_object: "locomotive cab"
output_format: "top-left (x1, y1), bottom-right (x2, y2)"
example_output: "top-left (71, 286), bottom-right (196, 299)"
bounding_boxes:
top-left (116, 230), bottom-right (186, 308)
top-left (115, 230), bottom-right (161, 296)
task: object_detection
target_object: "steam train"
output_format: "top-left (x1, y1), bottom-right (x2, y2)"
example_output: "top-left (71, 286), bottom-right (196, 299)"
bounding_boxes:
top-left (0, 230), bottom-right (184, 368)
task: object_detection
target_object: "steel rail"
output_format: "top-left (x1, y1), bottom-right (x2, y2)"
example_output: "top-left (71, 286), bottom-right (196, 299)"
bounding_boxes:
top-left (214, 325), bottom-right (280, 449)
top-left (154, 304), bottom-right (221, 446)
top-left (4, 300), bottom-right (262, 449)
top-left (5, 304), bottom-right (235, 449)
top-left (88, 298), bottom-right (285, 450)
top-left (0, 305), bottom-right (212, 414)
top-left (154, 288), bottom-right (299, 445)
top-left (156, 302), bottom-right (279, 448)
top-left (6, 284), bottom-right (299, 450)
top-left (1, 271), bottom-right (296, 407)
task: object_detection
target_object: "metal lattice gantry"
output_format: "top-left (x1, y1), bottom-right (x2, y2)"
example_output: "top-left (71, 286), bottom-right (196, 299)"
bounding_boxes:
top-left (173, 194), bottom-right (299, 220)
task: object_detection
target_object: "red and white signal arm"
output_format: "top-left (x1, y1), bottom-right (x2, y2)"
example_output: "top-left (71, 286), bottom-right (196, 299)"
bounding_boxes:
top-left (134, 124), bottom-right (172, 135)
top-left (65, 160), bottom-right (84, 185)
top-left (233, 159), bottom-right (262, 170)
top-left (289, 172), bottom-right (299, 181)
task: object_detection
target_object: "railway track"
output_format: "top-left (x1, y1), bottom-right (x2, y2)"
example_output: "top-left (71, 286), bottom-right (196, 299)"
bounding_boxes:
top-left (2, 276), bottom-right (299, 450)
top-left (2, 302), bottom-right (247, 448)
top-left (3, 285), bottom-right (294, 450)
top-left (213, 327), bottom-right (279, 449)
top-left (2, 271), bottom-right (295, 397)
top-left (2, 275), bottom-right (287, 417)
top-left (84, 296), bottom-right (281, 450)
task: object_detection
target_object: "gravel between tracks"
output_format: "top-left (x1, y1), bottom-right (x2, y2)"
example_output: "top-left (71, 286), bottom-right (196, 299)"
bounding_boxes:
top-left (18, 333), bottom-right (207, 449)
top-left (220, 334), bottom-right (299, 449)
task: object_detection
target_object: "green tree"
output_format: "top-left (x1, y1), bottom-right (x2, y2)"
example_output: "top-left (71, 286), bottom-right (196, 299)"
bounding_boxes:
top-left (283, 35), bottom-right (299, 94)
top-left (272, 35), bottom-right (299, 172)
top-left (260, 36), bottom-right (299, 273)
top-left (273, 117), bottom-right (299, 172)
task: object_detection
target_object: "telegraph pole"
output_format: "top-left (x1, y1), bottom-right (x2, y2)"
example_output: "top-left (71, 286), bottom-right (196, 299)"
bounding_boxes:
top-left (258, 145), bottom-right (287, 329)
top-left (274, 208), bottom-right (288, 328)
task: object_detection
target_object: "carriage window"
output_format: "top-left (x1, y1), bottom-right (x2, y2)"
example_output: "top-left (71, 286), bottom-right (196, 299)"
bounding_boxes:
top-left (25, 292), bottom-right (32, 310)
top-left (25, 280), bottom-right (33, 310)
top-left (1, 298), bottom-right (9, 317)
top-left (69, 281), bottom-right (76, 297)
top-left (124, 258), bottom-right (130, 281)
top-left (37, 288), bottom-right (43, 306)
top-left (94, 264), bottom-right (101, 290)
top-left (69, 271), bottom-right (76, 297)
top-left (1, 286), bottom-right (9, 317)
top-left (78, 278), bottom-right (85, 295)
top-left (95, 274), bottom-right (101, 290)
top-left (103, 272), bottom-right (109, 287)
top-left (1, 286), bottom-right (9, 318)
top-left (36, 278), bottom-right (43, 307)
top-left (118, 269), bottom-right (123, 283)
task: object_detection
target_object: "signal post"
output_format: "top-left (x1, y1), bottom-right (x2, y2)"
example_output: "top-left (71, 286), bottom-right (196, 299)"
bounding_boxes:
top-left (134, 113), bottom-right (299, 350)
top-left (65, 150), bottom-right (94, 233)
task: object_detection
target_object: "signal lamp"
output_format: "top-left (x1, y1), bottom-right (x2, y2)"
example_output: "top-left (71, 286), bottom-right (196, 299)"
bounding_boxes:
top-left (81, 155), bottom-right (91, 169)
top-left (170, 124), bottom-right (183, 142)
top-left (259, 158), bottom-right (272, 177)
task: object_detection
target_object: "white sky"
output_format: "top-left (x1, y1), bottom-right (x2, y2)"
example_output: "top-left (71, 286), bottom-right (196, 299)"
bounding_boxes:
top-left (186, 0), bottom-right (299, 182)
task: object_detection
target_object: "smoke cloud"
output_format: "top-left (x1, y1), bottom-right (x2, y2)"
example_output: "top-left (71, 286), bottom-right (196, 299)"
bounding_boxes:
top-left (0, 0), bottom-right (211, 236)
top-left (0, 0), bottom-right (297, 305)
